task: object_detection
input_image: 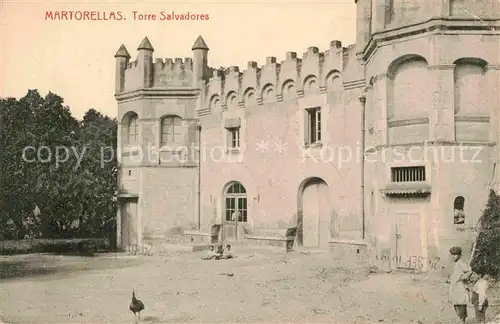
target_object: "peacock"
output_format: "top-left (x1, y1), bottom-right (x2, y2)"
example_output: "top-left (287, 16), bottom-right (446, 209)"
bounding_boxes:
top-left (129, 289), bottom-right (145, 320)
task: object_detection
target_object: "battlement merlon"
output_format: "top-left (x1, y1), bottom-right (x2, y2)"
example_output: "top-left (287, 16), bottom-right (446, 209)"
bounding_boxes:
top-left (202, 39), bottom-right (352, 108)
top-left (154, 57), bottom-right (193, 71)
top-left (114, 35), bottom-right (210, 94)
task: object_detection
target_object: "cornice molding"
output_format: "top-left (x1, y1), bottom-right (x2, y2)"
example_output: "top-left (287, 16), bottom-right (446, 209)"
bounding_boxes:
top-left (115, 88), bottom-right (199, 102)
top-left (486, 64), bottom-right (500, 71)
top-left (362, 18), bottom-right (500, 62)
top-left (427, 64), bottom-right (456, 70)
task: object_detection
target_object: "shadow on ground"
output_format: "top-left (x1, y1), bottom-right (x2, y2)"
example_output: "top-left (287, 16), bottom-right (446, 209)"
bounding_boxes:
top-left (0, 253), bottom-right (143, 281)
top-left (141, 316), bottom-right (163, 323)
top-left (0, 260), bottom-right (58, 280)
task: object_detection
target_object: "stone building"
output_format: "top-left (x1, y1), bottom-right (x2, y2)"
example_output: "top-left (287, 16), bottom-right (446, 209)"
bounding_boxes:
top-left (115, 0), bottom-right (500, 271)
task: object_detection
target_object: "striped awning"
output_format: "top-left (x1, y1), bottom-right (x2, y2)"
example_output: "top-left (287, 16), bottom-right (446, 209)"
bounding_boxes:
top-left (380, 182), bottom-right (431, 196)
top-left (224, 117), bottom-right (241, 129)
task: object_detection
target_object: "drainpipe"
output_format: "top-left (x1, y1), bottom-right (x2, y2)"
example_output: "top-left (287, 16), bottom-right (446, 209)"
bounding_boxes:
top-left (196, 124), bottom-right (202, 231)
top-left (359, 94), bottom-right (366, 240)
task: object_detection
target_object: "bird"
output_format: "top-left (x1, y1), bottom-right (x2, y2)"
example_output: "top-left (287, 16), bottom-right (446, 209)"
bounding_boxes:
top-left (129, 289), bottom-right (145, 320)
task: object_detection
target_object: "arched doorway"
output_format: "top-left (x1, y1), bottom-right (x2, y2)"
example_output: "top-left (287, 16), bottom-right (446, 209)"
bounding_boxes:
top-left (297, 177), bottom-right (330, 248)
top-left (222, 181), bottom-right (247, 242)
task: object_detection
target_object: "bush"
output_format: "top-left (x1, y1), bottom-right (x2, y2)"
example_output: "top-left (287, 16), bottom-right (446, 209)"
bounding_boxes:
top-left (470, 190), bottom-right (500, 278)
top-left (0, 238), bottom-right (109, 256)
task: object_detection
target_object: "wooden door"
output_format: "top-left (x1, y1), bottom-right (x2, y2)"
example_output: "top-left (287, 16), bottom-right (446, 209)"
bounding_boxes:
top-left (120, 202), bottom-right (130, 250)
top-left (318, 181), bottom-right (330, 248)
top-left (395, 212), bottom-right (422, 269)
top-left (302, 182), bottom-right (320, 247)
top-left (120, 201), bottom-right (137, 251)
top-left (301, 178), bottom-right (330, 248)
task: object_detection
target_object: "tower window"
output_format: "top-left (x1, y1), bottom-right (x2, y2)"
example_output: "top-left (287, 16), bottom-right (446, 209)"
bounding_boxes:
top-left (305, 107), bottom-right (321, 146)
top-left (160, 115), bottom-right (183, 147)
top-left (454, 196), bottom-right (465, 225)
top-left (227, 128), bottom-right (240, 149)
top-left (127, 115), bottom-right (139, 145)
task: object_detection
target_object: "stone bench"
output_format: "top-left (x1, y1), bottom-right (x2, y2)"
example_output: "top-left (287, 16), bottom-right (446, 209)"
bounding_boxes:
top-left (184, 230), bottom-right (213, 244)
top-left (185, 225), bottom-right (222, 244)
top-left (246, 227), bottom-right (296, 251)
top-left (191, 243), bottom-right (215, 252)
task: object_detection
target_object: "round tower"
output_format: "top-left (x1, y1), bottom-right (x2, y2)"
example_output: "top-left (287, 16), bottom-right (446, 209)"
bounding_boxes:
top-left (114, 44), bottom-right (130, 94)
top-left (358, 0), bottom-right (500, 271)
top-left (191, 35), bottom-right (209, 88)
top-left (137, 36), bottom-right (154, 88)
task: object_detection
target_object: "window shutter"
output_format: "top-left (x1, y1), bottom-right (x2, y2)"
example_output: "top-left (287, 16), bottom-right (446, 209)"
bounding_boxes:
top-left (304, 110), bottom-right (310, 145)
top-left (173, 117), bottom-right (183, 144)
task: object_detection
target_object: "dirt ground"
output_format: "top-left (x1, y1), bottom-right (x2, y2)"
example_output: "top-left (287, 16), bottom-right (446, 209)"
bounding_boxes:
top-left (1, 244), bottom-right (499, 324)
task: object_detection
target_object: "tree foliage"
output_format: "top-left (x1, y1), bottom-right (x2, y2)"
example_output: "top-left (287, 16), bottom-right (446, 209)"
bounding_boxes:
top-left (0, 90), bottom-right (117, 244)
top-left (470, 189), bottom-right (500, 278)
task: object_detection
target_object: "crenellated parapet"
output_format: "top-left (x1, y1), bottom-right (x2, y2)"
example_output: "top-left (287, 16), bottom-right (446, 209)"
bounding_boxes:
top-left (199, 40), bottom-right (352, 114)
top-left (115, 35), bottom-right (210, 93)
top-left (154, 57), bottom-right (192, 70)
top-left (127, 60), bottom-right (138, 69)
top-left (114, 35), bottom-right (360, 109)
top-left (154, 57), bottom-right (193, 87)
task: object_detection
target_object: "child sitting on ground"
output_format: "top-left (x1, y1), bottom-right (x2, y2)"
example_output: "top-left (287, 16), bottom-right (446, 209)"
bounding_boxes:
top-left (214, 240), bottom-right (224, 260)
top-left (201, 245), bottom-right (216, 260)
top-left (222, 244), bottom-right (233, 259)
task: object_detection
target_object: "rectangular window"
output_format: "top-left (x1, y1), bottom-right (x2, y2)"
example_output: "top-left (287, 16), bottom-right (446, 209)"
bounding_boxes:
top-left (160, 120), bottom-right (171, 146)
top-left (225, 196), bottom-right (247, 222)
top-left (237, 197), bottom-right (247, 222)
top-left (161, 116), bottom-right (182, 147)
top-left (391, 166), bottom-right (426, 182)
top-left (228, 128), bottom-right (240, 149)
top-left (225, 197), bottom-right (235, 221)
top-left (128, 117), bottom-right (139, 145)
top-left (305, 107), bottom-right (321, 146)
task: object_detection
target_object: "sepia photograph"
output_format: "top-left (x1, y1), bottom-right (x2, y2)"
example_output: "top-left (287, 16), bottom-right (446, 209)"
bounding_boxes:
top-left (1, 0), bottom-right (500, 323)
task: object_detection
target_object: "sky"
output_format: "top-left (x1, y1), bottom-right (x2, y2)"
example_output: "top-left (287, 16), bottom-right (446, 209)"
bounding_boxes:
top-left (0, 0), bottom-right (356, 120)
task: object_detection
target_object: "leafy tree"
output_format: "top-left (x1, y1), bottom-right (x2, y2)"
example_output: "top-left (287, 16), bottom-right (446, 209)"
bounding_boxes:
top-left (470, 189), bottom-right (500, 278)
top-left (76, 109), bottom-right (118, 241)
top-left (28, 91), bottom-right (82, 238)
top-left (0, 90), bottom-right (117, 243)
top-left (0, 92), bottom-right (39, 239)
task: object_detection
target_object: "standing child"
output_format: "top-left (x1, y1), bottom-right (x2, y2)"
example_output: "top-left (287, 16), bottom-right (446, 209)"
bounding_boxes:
top-left (447, 246), bottom-right (473, 324)
top-left (471, 273), bottom-right (490, 323)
